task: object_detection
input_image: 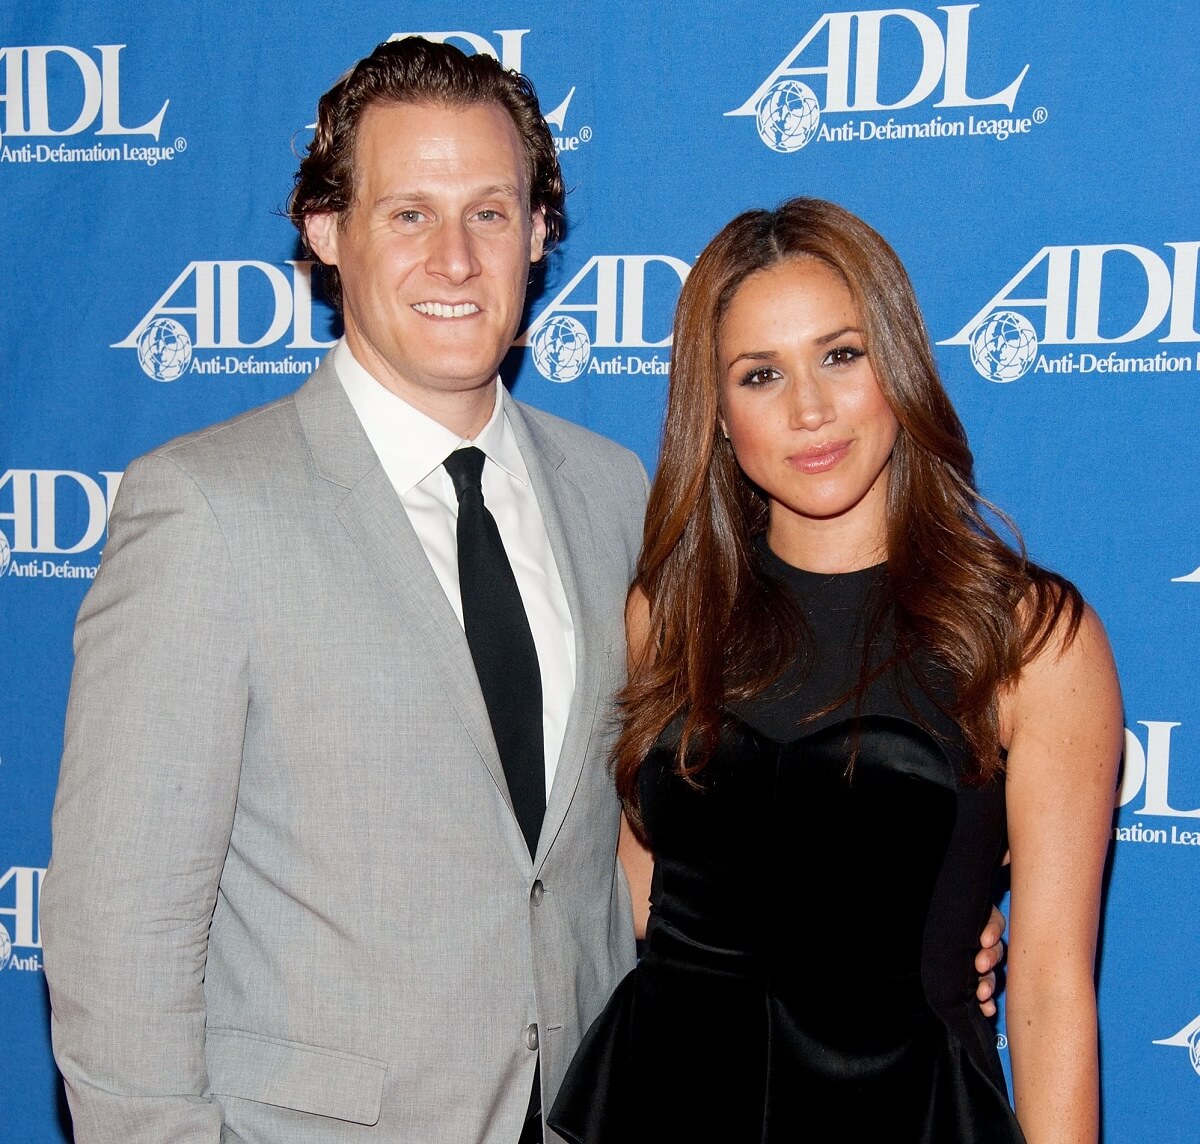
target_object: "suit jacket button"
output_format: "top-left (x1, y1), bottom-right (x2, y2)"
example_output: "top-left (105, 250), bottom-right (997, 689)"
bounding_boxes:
top-left (530, 879), bottom-right (545, 906)
top-left (525, 1023), bottom-right (540, 1051)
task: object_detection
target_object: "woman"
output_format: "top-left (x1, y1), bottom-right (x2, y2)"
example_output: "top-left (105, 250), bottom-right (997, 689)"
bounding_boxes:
top-left (550, 199), bottom-right (1121, 1142)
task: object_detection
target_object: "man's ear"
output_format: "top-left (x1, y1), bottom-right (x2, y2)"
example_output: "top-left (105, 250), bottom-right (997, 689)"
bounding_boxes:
top-left (304, 212), bottom-right (340, 266)
top-left (529, 206), bottom-right (547, 264)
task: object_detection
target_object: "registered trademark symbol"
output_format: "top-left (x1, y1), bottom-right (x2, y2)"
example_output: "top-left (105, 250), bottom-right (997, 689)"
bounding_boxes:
top-left (996, 1033), bottom-right (1009, 1050)
top-left (579, 125), bottom-right (592, 142)
top-left (1031, 107), bottom-right (1048, 125)
top-left (175, 136), bottom-right (188, 152)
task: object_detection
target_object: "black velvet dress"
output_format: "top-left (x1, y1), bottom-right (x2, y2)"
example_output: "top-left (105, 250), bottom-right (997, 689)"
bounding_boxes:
top-left (549, 548), bottom-right (1025, 1143)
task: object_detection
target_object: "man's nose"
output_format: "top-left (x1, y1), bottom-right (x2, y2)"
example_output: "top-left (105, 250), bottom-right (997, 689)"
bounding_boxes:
top-left (427, 219), bottom-right (480, 283)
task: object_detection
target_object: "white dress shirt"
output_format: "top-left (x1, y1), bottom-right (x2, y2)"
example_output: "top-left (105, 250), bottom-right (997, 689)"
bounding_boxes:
top-left (335, 339), bottom-right (575, 796)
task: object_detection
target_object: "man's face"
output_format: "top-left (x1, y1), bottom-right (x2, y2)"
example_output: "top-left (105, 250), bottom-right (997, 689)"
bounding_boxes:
top-left (305, 100), bottom-right (546, 429)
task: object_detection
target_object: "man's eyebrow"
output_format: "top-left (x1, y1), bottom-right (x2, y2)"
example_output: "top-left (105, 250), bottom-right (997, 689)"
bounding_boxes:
top-left (373, 184), bottom-right (524, 210)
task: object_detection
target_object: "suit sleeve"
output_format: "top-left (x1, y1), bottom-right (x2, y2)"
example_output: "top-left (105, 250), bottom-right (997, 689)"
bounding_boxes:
top-left (41, 453), bottom-right (249, 1142)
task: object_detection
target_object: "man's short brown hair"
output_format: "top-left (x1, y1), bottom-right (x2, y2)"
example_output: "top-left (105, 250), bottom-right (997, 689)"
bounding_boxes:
top-left (289, 37), bottom-right (566, 311)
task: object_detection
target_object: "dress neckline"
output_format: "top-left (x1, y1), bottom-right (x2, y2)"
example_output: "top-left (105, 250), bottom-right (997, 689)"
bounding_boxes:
top-left (756, 535), bottom-right (887, 586)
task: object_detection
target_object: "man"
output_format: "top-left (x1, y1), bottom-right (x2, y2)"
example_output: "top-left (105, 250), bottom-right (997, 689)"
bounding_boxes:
top-left (43, 37), bottom-right (1003, 1144)
top-left (43, 39), bottom-right (645, 1143)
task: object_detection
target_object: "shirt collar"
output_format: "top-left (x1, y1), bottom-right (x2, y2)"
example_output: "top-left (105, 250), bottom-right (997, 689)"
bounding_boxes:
top-left (334, 339), bottom-right (530, 493)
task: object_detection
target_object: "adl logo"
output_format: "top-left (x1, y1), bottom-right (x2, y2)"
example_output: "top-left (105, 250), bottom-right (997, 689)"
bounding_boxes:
top-left (1154, 1015), bottom-right (1200, 1079)
top-left (0, 469), bottom-right (121, 582)
top-left (940, 242), bottom-right (1200, 382)
top-left (519, 255), bottom-right (690, 383)
top-left (0, 44), bottom-right (180, 165)
top-left (726, 4), bottom-right (1031, 153)
top-left (387, 30), bottom-right (587, 153)
top-left (0, 866), bottom-right (44, 973)
top-left (113, 261), bottom-right (333, 381)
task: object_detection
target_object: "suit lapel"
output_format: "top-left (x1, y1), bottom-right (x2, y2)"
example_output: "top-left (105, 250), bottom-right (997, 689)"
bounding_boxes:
top-left (505, 396), bottom-right (607, 870)
top-left (293, 359), bottom-right (517, 818)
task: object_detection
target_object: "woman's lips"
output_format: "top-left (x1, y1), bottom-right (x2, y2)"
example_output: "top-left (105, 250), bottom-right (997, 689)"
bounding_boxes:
top-left (786, 440), bottom-right (852, 473)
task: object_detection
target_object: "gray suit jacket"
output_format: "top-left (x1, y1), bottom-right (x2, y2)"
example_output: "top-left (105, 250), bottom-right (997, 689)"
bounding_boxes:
top-left (42, 357), bottom-right (646, 1143)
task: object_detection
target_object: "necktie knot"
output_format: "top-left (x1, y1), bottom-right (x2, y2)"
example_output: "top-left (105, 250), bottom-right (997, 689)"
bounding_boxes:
top-left (444, 446), bottom-right (486, 502)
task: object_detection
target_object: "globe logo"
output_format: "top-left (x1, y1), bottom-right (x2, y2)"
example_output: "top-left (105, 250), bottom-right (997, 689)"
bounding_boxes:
top-left (0, 924), bottom-right (11, 971)
top-left (968, 310), bottom-right (1039, 382)
top-left (0, 530), bottom-right (10, 579)
top-left (1153, 1013), bottom-right (1200, 1077)
top-left (530, 315), bottom-right (592, 383)
top-left (136, 317), bottom-right (193, 382)
top-left (755, 79), bottom-right (822, 153)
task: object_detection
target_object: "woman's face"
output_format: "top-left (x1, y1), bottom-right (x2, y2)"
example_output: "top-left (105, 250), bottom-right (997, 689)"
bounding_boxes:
top-left (718, 256), bottom-right (899, 570)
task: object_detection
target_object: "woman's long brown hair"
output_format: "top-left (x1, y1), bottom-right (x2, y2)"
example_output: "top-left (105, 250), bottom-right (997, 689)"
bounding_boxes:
top-left (615, 198), bottom-right (1081, 833)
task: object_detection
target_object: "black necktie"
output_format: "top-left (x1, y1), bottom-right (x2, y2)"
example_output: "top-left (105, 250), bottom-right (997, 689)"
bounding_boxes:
top-left (444, 447), bottom-right (545, 857)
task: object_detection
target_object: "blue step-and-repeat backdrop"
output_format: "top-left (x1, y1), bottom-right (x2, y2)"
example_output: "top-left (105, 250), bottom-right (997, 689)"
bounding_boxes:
top-left (2, 3), bottom-right (1197, 1139)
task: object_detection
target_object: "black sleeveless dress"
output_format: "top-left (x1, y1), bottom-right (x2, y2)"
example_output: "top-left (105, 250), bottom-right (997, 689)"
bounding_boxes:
top-left (549, 548), bottom-right (1025, 1143)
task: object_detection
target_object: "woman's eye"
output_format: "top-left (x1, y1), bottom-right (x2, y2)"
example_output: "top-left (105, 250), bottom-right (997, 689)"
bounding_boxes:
top-left (739, 367), bottom-right (780, 387)
top-left (826, 345), bottom-right (864, 366)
